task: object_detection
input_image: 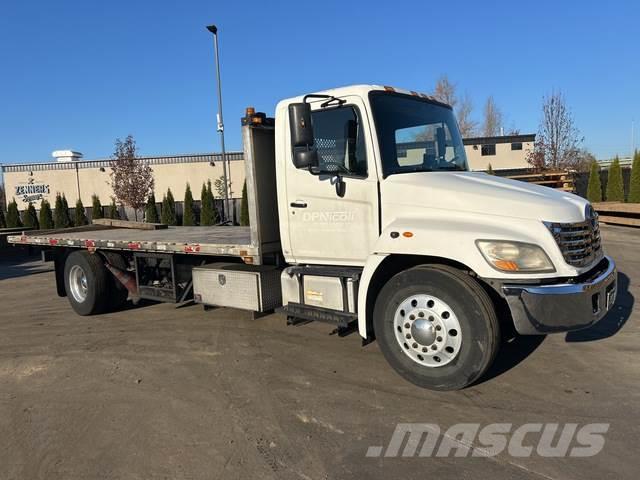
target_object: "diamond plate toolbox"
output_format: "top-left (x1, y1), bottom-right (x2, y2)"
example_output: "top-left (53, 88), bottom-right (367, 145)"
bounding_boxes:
top-left (192, 263), bottom-right (282, 312)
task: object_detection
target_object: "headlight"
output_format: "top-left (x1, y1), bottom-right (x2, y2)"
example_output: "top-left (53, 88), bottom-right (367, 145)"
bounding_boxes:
top-left (475, 240), bottom-right (555, 273)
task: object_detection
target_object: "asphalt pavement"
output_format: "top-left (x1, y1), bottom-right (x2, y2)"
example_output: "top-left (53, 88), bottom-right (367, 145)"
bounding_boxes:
top-left (0, 224), bottom-right (637, 479)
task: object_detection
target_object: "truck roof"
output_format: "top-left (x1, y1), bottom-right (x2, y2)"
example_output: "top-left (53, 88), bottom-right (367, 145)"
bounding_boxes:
top-left (276, 84), bottom-right (448, 110)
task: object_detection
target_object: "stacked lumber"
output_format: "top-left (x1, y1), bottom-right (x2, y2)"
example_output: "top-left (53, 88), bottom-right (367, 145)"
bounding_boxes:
top-left (592, 202), bottom-right (640, 227)
top-left (505, 170), bottom-right (575, 192)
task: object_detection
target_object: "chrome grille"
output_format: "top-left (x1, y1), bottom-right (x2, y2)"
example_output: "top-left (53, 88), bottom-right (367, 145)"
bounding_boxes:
top-left (546, 215), bottom-right (602, 267)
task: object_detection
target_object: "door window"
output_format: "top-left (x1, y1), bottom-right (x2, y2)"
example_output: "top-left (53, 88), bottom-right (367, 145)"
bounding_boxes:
top-left (310, 106), bottom-right (368, 177)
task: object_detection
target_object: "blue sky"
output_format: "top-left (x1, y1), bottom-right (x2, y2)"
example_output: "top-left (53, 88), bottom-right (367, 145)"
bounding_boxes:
top-left (0, 0), bottom-right (638, 167)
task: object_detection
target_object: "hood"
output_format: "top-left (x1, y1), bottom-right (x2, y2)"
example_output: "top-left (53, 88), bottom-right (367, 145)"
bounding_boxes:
top-left (381, 172), bottom-right (588, 223)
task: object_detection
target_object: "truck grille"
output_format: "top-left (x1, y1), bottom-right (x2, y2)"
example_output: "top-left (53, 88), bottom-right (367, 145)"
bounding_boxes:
top-left (546, 215), bottom-right (602, 268)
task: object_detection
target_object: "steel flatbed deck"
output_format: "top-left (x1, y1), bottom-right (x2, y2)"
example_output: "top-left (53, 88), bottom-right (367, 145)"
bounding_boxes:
top-left (7, 225), bottom-right (266, 260)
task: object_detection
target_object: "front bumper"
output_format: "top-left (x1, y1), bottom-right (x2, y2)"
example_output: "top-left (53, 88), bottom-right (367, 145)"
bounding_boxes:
top-left (501, 256), bottom-right (617, 335)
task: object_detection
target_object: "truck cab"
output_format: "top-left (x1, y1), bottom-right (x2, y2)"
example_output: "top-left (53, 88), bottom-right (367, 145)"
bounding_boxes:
top-left (274, 85), bottom-right (616, 389)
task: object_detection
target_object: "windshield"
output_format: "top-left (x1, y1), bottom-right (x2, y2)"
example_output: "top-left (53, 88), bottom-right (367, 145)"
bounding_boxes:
top-left (369, 92), bottom-right (468, 177)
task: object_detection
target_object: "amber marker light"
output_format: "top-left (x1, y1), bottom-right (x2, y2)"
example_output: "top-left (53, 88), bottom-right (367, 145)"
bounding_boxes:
top-left (493, 260), bottom-right (519, 272)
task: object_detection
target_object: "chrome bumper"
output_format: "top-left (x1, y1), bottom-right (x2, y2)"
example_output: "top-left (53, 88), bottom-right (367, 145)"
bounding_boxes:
top-left (502, 256), bottom-right (617, 335)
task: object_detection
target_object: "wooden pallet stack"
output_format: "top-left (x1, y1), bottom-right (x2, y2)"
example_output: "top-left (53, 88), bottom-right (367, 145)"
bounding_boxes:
top-left (592, 202), bottom-right (640, 227)
top-left (505, 170), bottom-right (576, 193)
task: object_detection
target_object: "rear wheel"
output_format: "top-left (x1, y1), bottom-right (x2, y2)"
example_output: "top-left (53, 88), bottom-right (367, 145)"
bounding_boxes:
top-left (374, 265), bottom-right (500, 391)
top-left (64, 251), bottom-right (110, 316)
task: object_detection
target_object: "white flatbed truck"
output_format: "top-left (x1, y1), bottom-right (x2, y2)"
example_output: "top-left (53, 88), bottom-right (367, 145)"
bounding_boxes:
top-left (9, 85), bottom-right (617, 390)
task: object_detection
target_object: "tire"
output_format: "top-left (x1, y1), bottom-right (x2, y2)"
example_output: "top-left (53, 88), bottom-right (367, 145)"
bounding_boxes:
top-left (102, 252), bottom-right (130, 311)
top-left (374, 264), bottom-right (500, 391)
top-left (64, 250), bottom-right (110, 316)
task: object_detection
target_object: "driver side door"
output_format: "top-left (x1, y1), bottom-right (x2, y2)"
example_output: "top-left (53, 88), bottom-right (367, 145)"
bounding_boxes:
top-left (284, 97), bottom-right (379, 266)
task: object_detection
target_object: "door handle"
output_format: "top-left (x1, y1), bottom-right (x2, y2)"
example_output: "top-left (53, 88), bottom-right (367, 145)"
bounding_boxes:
top-left (290, 201), bottom-right (307, 208)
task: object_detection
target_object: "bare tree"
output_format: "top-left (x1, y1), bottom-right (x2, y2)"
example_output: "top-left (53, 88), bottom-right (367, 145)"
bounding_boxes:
top-left (456, 94), bottom-right (477, 138)
top-left (214, 175), bottom-right (233, 199)
top-left (481, 96), bottom-right (503, 137)
top-left (110, 135), bottom-right (154, 221)
top-left (527, 90), bottom-right (583, 170)
top-left (432, 75), bottom-right (457, 108)
top-left (431, 76), bottom-right (477, 137)
top-left (575, 149), bottom-right (596, 172)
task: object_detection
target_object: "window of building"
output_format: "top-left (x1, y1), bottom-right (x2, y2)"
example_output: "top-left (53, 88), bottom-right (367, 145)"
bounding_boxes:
top-left (481, 144), bottom-right (496, 156)
top-left (309, 106), bottom-right (368, 176)
top-left (511, 142), bottom-right (523, 151)
top-left (393, 124), bottom-right (461, 168)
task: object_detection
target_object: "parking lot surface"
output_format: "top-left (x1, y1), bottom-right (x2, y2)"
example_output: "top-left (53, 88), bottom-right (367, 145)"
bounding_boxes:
top-left (0, 225), bottom-right (637, 480)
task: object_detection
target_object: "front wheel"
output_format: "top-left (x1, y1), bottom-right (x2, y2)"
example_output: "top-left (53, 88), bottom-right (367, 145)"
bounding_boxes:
top-left (374, 265), bottom-right (500, 391)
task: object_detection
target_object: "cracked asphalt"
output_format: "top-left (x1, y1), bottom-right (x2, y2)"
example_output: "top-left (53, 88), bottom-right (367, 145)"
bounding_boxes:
top-left (0, 224), bottom-right (637, 479)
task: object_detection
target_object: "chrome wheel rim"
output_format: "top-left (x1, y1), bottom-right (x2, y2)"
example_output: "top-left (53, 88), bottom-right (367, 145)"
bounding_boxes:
top-left (393, 294), bottom-right (462, 367)
top-left (69, 265), bottom-right (88, 303)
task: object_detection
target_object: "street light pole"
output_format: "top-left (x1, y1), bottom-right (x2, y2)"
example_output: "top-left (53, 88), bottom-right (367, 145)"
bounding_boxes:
top-left (206, 24), bottom-right (230, 223)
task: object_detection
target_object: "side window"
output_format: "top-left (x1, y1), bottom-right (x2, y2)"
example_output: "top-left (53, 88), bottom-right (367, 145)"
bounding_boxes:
top-left (310, 106), bottom-right (367, 177)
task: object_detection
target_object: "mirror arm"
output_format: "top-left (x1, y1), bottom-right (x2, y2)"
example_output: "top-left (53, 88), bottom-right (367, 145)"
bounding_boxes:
top-left (302, 94), bottom-right (346, 109)
top-left (303, 93), bottom-right (331, 103)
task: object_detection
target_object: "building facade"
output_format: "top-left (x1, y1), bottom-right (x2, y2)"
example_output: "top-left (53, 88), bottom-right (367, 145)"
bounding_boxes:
top-left (1, 151), bottom-right (246, 212)
top-left (463, 134), bottom-right (535, 171)
top-left (1, 133), bottom-right (536, 215)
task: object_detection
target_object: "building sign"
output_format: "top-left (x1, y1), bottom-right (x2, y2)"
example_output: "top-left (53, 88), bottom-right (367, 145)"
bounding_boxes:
top-left (14, 177), bottom-right (51, 204)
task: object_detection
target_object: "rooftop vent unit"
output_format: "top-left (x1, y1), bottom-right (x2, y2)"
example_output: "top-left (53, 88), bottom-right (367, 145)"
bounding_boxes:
top-left (52, 150), bottom-right (83, 162)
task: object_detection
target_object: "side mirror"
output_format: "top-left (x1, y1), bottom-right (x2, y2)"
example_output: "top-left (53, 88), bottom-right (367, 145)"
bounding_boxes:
top-left (293, 149), bottom-right (318, 170)
top-left (289, 102), bottom-right (318, 169)
top-left (289, 103), bottom-right (314, 146)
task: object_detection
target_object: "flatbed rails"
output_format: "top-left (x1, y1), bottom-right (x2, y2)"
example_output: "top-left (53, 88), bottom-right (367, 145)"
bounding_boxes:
top-left (7, 225), bottom-right (267, 262)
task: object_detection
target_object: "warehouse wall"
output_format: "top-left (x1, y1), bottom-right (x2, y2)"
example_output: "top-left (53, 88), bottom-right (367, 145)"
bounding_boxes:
top-left (464, 140), bottom-right (534, 171)
top-left (2, 153), bottom-right (245, 210)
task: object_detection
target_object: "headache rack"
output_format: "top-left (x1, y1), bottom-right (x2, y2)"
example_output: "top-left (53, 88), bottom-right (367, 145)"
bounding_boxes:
top-left (546, 217), bottom-right (602, 267)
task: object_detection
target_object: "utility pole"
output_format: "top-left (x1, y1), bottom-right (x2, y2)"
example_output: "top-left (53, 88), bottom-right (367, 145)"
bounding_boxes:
top-left (206, 24), bottom-right (230, 223)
